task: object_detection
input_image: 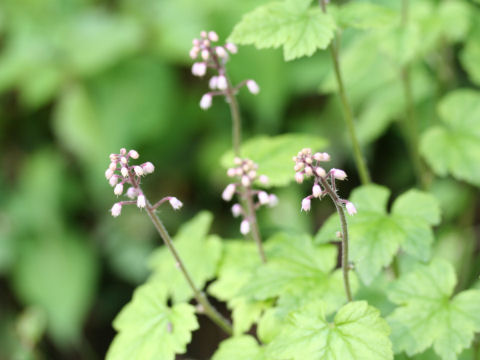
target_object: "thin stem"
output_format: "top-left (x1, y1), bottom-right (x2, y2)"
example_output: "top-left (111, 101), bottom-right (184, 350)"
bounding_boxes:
top-left (145, 205), bottom-right (233, 335)
top-left (320, 177), bottom-right (353, 302)
top-left (320, 0), bottom-right (371, 185)
top-left (243, 188), bottom-right (267, 263)
top-left (225, 79), bottom-right (242, 157)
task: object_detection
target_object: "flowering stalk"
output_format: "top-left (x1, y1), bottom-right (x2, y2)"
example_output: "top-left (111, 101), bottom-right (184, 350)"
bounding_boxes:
top-left (222, 158), bottom-right (277, 263)
top-left (294, 148), bottom-right (354, 301)
top-left (319, 0), bottom-right (371, 185)
top-left (190, 30), bottom-right (260, 156)
top-left (106, 148), bottom-right (232, 335)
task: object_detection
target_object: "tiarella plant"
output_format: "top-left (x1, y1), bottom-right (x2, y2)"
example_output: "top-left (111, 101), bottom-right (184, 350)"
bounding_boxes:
top-left (104, 2), bottom-right (480, 359)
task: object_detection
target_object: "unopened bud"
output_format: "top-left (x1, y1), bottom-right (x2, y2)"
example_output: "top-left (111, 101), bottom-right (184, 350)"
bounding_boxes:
top-left (312, 184), bottom-right (322, 197)
top-left (258, 191), bottom-right (270, 205)
top-left (209, 76), bottom-right (218, 89)
top-left (200, 94), bottom-right (212, 110)
top-left (304, 166), bottom-right (313, 176)
top-left (331, 168), bottom-right (347, 180)
top-left (222, 184), bottom-right (236, 201)
top-left (231, 204), bottom-right (242, 217)
top-left (294, 163), bottom-right (304, 172)
top-left (346, 202), bottom-right (357, 215)
top-left (109, 162), bottom-right (117, 171)
top-left (234, 157), bottom-right (242, 165)
top-left (121, 167), bottom-right (129, 178)
top-left (189, 47), bottom-right (199, 59)
top-left (225, 43), bottom-right (238, 54)
top-left (315, 167), bottom-right (326, 178)
top-left (259, 175), bottom-right (269, 184)
top-left (120, 148), bottom-right (127, 155)
top-left (227, 168), bottom-right (236, 177)
top-left (120, 156), bottom-right (127, 165)
top-left (217, 75), bottom-right (228, 90)
top-left (142, 162), bottom-right (155, 174)
top-left (126, 187), bottom-right (137, 199)
top-left (134, 166), bottom-right (144, 176)
top-left (241, 176), bottom-right (251, 187)
top-left (105, 168), bottom-right (114, 180)
top-left (169, 197), bottom-right (183, 210)
top-left (268, 194), bottom-right (279, 207)
top-left (201, 49), bottom-right (210, 60)
top-left (192, 62), bottom-right (207, 77)
top-left (111, 203), bottom-right (122, 217)
top-left (246, 80), bottom-right (260, 94)
top-left (208, 31), bottom-right (219, 42)
top-left (109, 175), bottom-right (119, 187)
top-left (240, 219), bottom-right (251, 235)
top-left (295, 172), bottom-right (304, 184)
top-left (215, 46), bottom-right (228, 58)
top-left (128, 150), bottom-right (139, 159)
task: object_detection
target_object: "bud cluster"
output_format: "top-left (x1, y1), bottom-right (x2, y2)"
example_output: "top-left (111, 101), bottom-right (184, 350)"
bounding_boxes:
top-left (106, 148), bottom-right (182, 217)
top-left (190, 30), bottom-right (260, 110)
top-left (222, 158), bottom-right (278, 235)
top-left (293, 148), bottom-right (356, 215)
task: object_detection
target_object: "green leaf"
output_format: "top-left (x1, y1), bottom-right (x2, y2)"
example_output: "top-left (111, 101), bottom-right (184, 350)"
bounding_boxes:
top-left (221, 134), bottom-right (327, 187)
top-left (229, 2), bottom-right (336, 61)
top-left (148, 211), bottom-right (222, 303)
top-left (387, 259), bottom-right (480, 360)
top-left (267, 300), bottom-right (393, 360)
top-left (212, 335), bottom-right (268, 360)
top-left (336, 2), bottom-right (398, 30)
top-left (316, 185), bottom-right (441, 284)
top-left (461, 30), bottom-right (480, 86)
top-left (107, 280), bottom-right (198, 360)
top-left (420, 89), bottom-right (480, 186)
top-left (208, 241), bottom-right (268, 335)
top-left (240, 233), bottom-right (357, 314)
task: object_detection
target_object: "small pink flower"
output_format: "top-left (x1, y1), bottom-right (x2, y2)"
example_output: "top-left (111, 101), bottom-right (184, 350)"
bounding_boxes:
top-left (209, 76), bottom-right (219, 89)
top-left (301, 197), bottom-right (311, 212)
top-left (315, 167), bottom-right (326, 178)
top-left (258, 191), bottom-right (270, 205)
top-left (105, 168), bottom-right (114, 180)
top-left (128, 150), bottom-right (139, 159)
top-left (231, 204), bottom-right (242, 217)
top-left (126, 187), bottom-right (138, 199)
top-left (217, 75), bottom-right (228, 90)
top-left (259, 175), bottom-right (269, 185)
top-left (215, 46), bottom-right (228, 59)
top-left (312, 184), bottom-right (322, 198)
top-left (111, 203), bottom-right (122, 217)
top-left (121, 167), bottom-right (129, 178)
top-left (225, 43), bottom-right (238, 54)
top-left (295, 172), bottom-right (304, 184)
top-left (142, 162), bottom-right (155, 174)
top-left (137, 195), bottom-right (146, 208)
top-left (169, 197), bottom-right (183, 210)
top-left (246, 80), bottom-right (260, 94)
top-left (346, 202), bottom-right (357, 215)
top-left (331, 168), bottom-right (347, 180)
top-left (189, 47), bottom-right (199, 59)
top-left (109, 175), bottom-right (119, 187)
top-left (313, 152), bottom-right (330, 162)
top-left (241, 175), bottom-right (251, 187)
top-left (240, 219), bottom-right (251, 235)
top-left (200, 94), bottom-right (212, 110)
top-left (192, 62), bottom-right (207, 77)
top-left (114, 183), bottom-right (124, 196)
top-left (208, 31), bottom-right (219, 42)
top-left (222, 184), bottom-right (236, 201)
top-left (201, 49), bottom-right (210, 60)
top-left (134, 166), bottom-right (144, 176)
top-left (268, 194), bottom-right (279, 207)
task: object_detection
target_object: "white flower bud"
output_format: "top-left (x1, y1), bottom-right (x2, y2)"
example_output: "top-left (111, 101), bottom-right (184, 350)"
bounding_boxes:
top-left (246, 80), bottom-right (260, 94)
top-left (313, 152), bottom-right (331, 162)
top-left (301, 197), bottom-right (311, 212)
top-left (209, 76), bottom-right (218, 89)
top-left (315, 167), bottom-right (326, 178)
top-left (241, 175), bottom-right (251, 187)
top-left (294, 163), bottom-right (303, 172)
top-left (217, 75), bottom-right (228, 90)
top-left (201, 49), bottom-right (210, 60)
top-left (240, 219), bottom-right (250, 235)
top-left (169, 197), bottom-right (183, 210)
top-left (248, 170), bottom-right (257, 179)
top-left (305, 156), bottom-right (313, 164)
top-left (109, 175), bottom-right (119, 187)
top-left (234, 157), bottom-right (242, 165)
top-left (200, 30), bottom-right (207, 38)
top-left (215, 46), bottom-right (228, 59)
top-left (200, 94), bottom-right (212, 110)
top-left (225, 43), bottom-right (238, 54)
top-left (222, 184), bottom-right (236, 201)
top-left (208, 31), bottom-right (219, 42)
top-left (105, 168), bottom-right (114, 180)
top-left (295, 172), bottom-right (304, 184)
top-left (304, 166), bottom-right (313, 176)
top-left (121, 167), bottom-right (129, 178)
top-left (110, 153), bottom-right (118, 161)
top-left (126, 187), bottom-right (138, 199)
top-left (137, 194), bottom-right (146, 208)
top-left (268, 194), bottom-right (279, 207)
top-left (258, 191), bottom-right (270, 205)
top-left (192, 38), bottom-right (200, 46)
top-left (111, 203), bottom-right (122, 217)
top-left (109, 162), bottom-right (117, 171)
top-left (128, 150), bottom-right (139, 159)
top-left (192, 62), bottom-right (207, 77)
top-left (312, 184), bottom-right (322, 198)
top-left (189, 47), bottom-right (199, 59)
top-left (114, 183), bottom-right (124, 196)
top-left (120, 156), bottom-right (127, 165)
top-left (346, 202), bottom-right (357, 215)
top-left (331, 168), bottom-right (347, 180)
top-left (231, 204), bottom-right (242, 217)
top-left (134, 166), bottom-right (144, 176)
top-left (120, 148), bottom-right (127, 155)
top-left (142, 162), bottom-right (155, 174)
top-left (259, 175), bottom-right (269, 185)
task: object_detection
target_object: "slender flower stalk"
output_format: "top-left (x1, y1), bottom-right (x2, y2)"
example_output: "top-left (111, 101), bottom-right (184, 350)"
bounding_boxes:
top-left (319, 0), bottom-right (371, 185)
top-left (189, 31), bottom-right (260, 156)
top-left (106, 148), bottom-right (232, 335)
top-left (294, 148), bottom-right (354, 302)
top-left (400, 0), bottom-right (428, 189)
top-left (222, 158), bottom-right (277, 263)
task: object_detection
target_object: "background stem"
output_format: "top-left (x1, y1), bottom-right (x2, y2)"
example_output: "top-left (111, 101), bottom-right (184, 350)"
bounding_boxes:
top-left (320, 0), bottom-right (371, 185)
top-left (145, 205), bottom-right (233, 335)
top-left (243, 188), bottom-right (267, 263)
top-left (320, 178), bottom-right (353, 302)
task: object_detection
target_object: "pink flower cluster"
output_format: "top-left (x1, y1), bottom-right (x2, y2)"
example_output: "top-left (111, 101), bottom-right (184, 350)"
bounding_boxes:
top-left (222, 158), bottom-right (277, 235)
top-left (293, 148), bottom-right (357, 215)
top-left (190, 30), bottom-right (260, 110)
top-left (106, 148), bottom-right (182, 217)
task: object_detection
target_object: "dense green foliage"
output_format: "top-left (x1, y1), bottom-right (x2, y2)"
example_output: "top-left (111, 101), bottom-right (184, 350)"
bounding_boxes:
top-left (1, 0), bottom-right (480, 359)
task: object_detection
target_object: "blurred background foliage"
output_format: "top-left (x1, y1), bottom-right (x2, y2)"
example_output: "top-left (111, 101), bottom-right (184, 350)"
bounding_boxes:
top-left (0, 0), bottom-right (479, 358)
